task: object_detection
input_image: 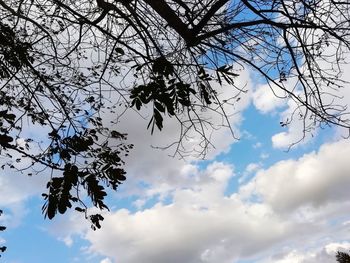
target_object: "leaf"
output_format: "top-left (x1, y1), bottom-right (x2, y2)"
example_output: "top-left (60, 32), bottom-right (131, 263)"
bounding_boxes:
top-left (46, 195), bottom-right (58, 219)
top-left (43, 174), bottom-right (76, 218)
top-left (75, 207), bottom-right (85, 213)
top-left (58, 197), bottom-right (72, 214)
top-left (154, 101), bottom-right (165, 113)
top-left (110, 130), bottom-right (125, 139)
top-left (0, 134), bottom-right (13, 147)
top-left (199, 83), bottom-right (212, 105)
top-left (90, 214), bottom-right (104, 230)
top-left (152, 56), bottom-right (174, 77)
top-left (153, 109), bottom-right (163, 131)
top-left (147, 116), bottom-right (154, 132)
top-left (60, 149), bottom-right (71, 160)
top-left (114, 47), bottom-right (124, 55)
top-left (84, 175), bottom-right (108, 210)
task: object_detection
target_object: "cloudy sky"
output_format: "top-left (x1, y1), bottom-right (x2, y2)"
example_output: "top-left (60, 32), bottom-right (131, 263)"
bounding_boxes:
top-left (1, 62), bottom-right (350, 263)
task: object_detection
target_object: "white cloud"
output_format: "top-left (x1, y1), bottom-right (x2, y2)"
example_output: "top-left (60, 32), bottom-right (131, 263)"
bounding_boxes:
top-left (252, 83), bottom-right (286, 114)
top-left (84, 179), bottom-right (294, 263)
top-left (325, 242), bottom-right (350, 255)
top-left (271, 96), bottom-right (315, 149)
top-left (238, 162), bottom-right (261, 184)
top-left (260, 153), bottom-right (269, 159)
top-left (101, 68), bottom-right (253, 201)
top-left (0, 166), bottom-right (49, 227)
top-left (0, 122), bottom-right (56, 227)
top-left (0, 67), bottom-right (252, 231)
top-left (67, 139), bottom-right (350, 263)
top-left (240, 139), bottom-right (350, 212)
top-left (100, 258), bottom-right (113, 263)
top-left (60, 236), bottom-right (73, 247)
top-left (266, 249), bottom-right (333, 263)
top-left (270, 29), bottom-right (350, 149)
top-left (261, 241), bottom-right (350, 263)
top-left (253, 142), bottom-right (262, 149)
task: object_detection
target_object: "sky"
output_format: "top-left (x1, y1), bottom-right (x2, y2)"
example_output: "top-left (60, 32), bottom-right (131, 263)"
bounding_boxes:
top-left (1, 3), bottom-right (350, 262)
top-left (1, 60), bottom-right (350, 263)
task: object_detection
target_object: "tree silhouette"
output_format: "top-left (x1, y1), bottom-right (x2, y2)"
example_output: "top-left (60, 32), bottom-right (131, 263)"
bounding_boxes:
top-left (336, 251), bottom-right (350, 263)
top-left (0, 210), bottom-right (6, 257)
top-left (0, 0), bottom-right (350, 227)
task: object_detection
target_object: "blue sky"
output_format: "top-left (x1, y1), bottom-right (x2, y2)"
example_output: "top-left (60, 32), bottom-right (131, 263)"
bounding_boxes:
top-left (1, 63), bottom-right (350, 263)
top-left (1, 2), bottom-right (350, 261)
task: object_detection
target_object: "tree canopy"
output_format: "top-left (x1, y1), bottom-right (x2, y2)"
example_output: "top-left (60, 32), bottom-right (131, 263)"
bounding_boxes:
top-left (0, 0), bottom-right (350, 228)
top-left (336, 251), bottom-right (350, 263)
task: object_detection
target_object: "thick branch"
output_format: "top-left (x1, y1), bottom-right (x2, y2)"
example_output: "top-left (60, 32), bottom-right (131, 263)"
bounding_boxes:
top-left (192, 0), bottom-right (230, 35)
top-left (142, 0), bottom-right (195, 44)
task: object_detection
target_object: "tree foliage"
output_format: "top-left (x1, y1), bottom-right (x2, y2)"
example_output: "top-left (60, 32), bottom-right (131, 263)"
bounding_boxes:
top-left (0, 210), bottom-right (6, 257)
top-left (336, 251), bottom-right (350, 263)
top-left (0, 0), bottom-right (350, 227)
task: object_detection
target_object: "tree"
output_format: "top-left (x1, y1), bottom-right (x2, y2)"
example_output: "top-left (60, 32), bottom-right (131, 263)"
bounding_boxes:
top-left (0, 210), bottom-right (6, 257)
top-left (336, 251), bottom-right (350, 263)
top-left (0, 0), bottom-right (350, 228)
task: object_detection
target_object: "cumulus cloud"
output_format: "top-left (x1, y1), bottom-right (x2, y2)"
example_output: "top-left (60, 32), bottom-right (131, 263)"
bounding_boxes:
top-left (238, 162), bottom-right (261, 184)
top-left (101, 69), bottom-right (253, 200)
top-left (270, 35), bottom-right (350, 149)
top-left (0, 66), bottom-right (252, 228)
top-left (59, 139), bottom-right (350, 263)
top-left (261, 242), bottom-right (350, 263)
top-left (84, 163), bottom-right (298, 263)
top-left (252, 83), bottom-right (286, 114)
top-left (100, 258), bottom-right (113, 263)
top-left (240, 139), bottom-right (350, 212)
top-left (0, 164), bottom-right (49, 227)
top-left (0, 121), bottom-right (58, 227)
top-left (271, 96), bottom-right (316, 149)
top-left (267, 249), bottom-right (333, 263)
top-left (2, 45), bottom-right (350, 263)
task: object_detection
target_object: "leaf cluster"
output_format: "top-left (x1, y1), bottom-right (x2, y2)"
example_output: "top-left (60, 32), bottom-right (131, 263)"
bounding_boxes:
top-left (130, 58), bottom-right (219, 133)
top-left (41, 129), bottom-right (132, 229)
top-left (336, 251), bottom-right (350, 263)
top-left (0, 22), bottom-right (33, 78)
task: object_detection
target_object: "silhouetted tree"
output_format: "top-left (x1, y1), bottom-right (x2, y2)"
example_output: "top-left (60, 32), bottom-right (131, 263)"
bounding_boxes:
top-left (0, 210), bottom-right (6, 257)
top-left (336, 251), bottom-right (350, 263)
top-left (1, 0), bottom-right (350, 228)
